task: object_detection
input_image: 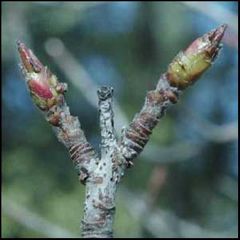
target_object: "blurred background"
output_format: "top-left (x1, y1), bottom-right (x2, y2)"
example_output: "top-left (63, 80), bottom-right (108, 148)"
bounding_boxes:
top-left (2, 1), bottom-right (238, 238)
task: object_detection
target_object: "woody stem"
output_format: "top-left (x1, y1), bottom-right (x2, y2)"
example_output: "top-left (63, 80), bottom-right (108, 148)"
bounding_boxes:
top-left (81, 86), bottom-right (124, 238)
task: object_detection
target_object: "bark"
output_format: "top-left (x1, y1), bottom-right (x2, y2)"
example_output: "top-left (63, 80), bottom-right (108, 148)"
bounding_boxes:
top-left (17, 41), bottom-right (99, 183)
top-left (17, 24), bottom-right (226, 238)
top-left (119, 24), bottom-right (227, 164)
top-left (82, 87), bottom-right (126, 238)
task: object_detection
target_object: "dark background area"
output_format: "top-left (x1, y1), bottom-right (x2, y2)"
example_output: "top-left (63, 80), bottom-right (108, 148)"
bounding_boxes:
top-left (2, 2), bottom-right (238, 238)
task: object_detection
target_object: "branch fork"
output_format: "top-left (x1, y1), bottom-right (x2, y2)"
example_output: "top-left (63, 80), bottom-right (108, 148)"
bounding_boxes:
top-left (17, 24), bottom-right (227, 238)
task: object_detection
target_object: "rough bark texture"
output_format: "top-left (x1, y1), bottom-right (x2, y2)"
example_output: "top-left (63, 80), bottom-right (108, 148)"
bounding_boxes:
top-left (17, 24), bottom-right (226, 238)
top-left (17, 41), bottom-right (99, 183)
top-left (119, 24), bottom-right (227, 164)
top-left (82, 87), bottom-right (126, 238)
top-left (119, 74), bottom-right (177, 162)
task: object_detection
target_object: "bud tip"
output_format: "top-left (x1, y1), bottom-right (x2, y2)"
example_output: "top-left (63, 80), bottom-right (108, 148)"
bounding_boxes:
top-left (208, 24), bottom-right (227, 43)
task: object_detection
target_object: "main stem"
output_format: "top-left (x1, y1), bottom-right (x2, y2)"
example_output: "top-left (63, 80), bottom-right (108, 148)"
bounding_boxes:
top-left (81, 86), bottom-right (125, 238)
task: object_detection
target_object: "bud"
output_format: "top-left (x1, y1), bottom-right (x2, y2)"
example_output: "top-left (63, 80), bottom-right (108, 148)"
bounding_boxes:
top-left (17, 40), bottom-right (43, 73)
top-left (166, 24), bottom-right (227, 90)
top-left (17, 41), bottom-right (66, 110)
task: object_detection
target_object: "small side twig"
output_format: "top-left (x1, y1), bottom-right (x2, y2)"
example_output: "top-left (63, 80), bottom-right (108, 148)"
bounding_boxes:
top-left (17, 41), bottom-right (99, 184)
top-left (119, 24), bottom-right (227, 164)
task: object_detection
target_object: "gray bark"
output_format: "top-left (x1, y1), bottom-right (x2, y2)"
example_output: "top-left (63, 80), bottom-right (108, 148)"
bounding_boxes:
top-left (18, 24), bottom-right (226, 238)
top-left (81, 87), bottom-right (126, 238)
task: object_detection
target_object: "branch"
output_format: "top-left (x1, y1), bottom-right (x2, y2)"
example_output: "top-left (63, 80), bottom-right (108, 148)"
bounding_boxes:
top-left (119, 24), bottom-right (227, 164)
top-left (81, 86), bottom-right (125, 238)
top-left (17, 41), bottom-right (99, 183)
top-left (97, 86), bottom-right (117, 155)
top-left (17, 24), bottom-right (227, 238)
top-left (44, 38), bottom-right (205, 167)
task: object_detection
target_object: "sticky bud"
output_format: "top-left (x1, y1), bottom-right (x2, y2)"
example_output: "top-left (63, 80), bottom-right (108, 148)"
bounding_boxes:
top-left (166, 24), bottom-right (227, 90)
top-left (17, 41), bottom-right (66, 110)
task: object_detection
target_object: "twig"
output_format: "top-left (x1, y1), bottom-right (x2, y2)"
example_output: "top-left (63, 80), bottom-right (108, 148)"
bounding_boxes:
top-left (44, 37), bottom-right (202, 165)
top-left (81, 86), bottom-right (126, 237)
top-left (17, 40), bottom-right (99, 184)
top-left (119, 24), bottom-right (227, 164)
top-left (17, 25), bottom-right (227, 237)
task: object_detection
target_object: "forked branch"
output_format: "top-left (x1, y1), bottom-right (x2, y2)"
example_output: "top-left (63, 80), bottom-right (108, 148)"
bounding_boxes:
top-left (17, 24), bottom-right (227, 238)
